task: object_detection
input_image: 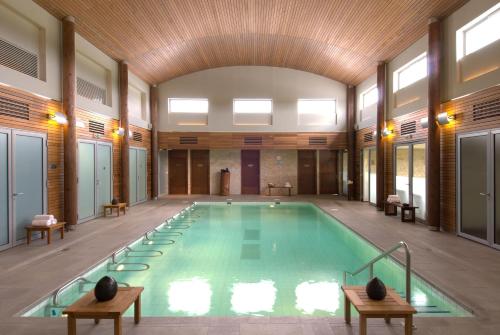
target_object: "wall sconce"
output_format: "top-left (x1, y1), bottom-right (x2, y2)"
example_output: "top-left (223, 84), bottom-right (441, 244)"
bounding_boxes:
top-left (48, 112), bottom-right (68, 125)
top-left (75, 119), bottom-right (85, 128)
top-left (128, 130), bottom-right (133, 138)
top-left (114, 127), bottom-right (125, 136)
top-left (437, 112), bottom-right (454, 125)
top-left (382, 127), bottom-right (393, 137)
top-left (420, 117), bottom-right (429, 128)
top-left (372, 130), bottom-right (377, 137)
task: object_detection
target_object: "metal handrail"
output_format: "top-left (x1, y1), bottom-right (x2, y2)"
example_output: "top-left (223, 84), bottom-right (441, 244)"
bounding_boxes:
top-left (343, 241), bottom-right (411, 304)
top-left (53, 276), bottom-right (92, 305)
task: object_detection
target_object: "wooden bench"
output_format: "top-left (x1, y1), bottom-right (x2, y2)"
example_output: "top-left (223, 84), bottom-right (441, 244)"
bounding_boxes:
top-left (342, 285), bottom-right (416, 335)
top-left (267, 185), bottom-right (293, 196)
top-left (384, 201), bottom-right (419, 223)
top-left (63, 287), bottom-right (143, 335)
top-left (25, 222), bottom-right (66, 245)
top-left (103, 203), bottom-right (127, 217)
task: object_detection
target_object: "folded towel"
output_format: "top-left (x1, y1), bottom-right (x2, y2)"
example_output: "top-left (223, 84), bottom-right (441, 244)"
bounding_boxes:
top-left (32, 219), bottom-right (51, 226)
top-left (34, 214), bottom-right (54, 220)
top-left (51, 218), bottom-right (57, 225)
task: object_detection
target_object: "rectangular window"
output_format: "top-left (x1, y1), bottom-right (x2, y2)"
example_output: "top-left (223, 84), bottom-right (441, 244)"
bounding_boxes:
top-left (393, 53), bottom-right (427, 92)
top-left (456, 3), bottom-right (500, 60)
top-left (233, 99), bottom-right (272, 114)
top-left (362, 86), bottom-right (378, 109)
top-left (233, 99), bottom-right (272, 125)
top-left (168, 98), bottom-right (209, 126)
top-left (297, 99), bottom-right (336, 126)
top-left (168, 98), bottom-right (209, 114)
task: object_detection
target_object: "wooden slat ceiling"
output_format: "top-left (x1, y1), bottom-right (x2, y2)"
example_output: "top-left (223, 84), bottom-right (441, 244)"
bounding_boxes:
top-left (34, 0), bottom-right (468, 85)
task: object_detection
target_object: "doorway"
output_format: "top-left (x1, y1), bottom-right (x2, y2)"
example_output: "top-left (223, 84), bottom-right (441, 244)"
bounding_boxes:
top-left (0, 128), bottom-right (47, 251)
top-left (241, 150), bottom-right (260, 194)
top-left (394, 142), bottom-right (426, 220)
top-left (362, 147), bottom-right (376, 204)
top-left (298, 150), bottom-right (317, 194)
top-left (129, 147), bottom-right (147, 204)
top-left (457, 131), bottom-right (499, 249)
top-left (77, 140), bottom-right (113, 222)
top-left (319, 150), bottom-right (338, 194)
top-left (190, 150), bottom-right (210, 194)
top-left (168, 150), bottom-right (188, 194)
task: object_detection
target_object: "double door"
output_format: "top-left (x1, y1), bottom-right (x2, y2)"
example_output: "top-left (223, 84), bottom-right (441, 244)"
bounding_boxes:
top-left (78, 140), bottom-right (112, 222)
top-left (362, 147), bottom-right (377, 204)
top-left (394, 143), bottom-right (426, 220)
top-left (458, 131), bottom-right (500, 249)
top-left (0, 129), bottom-right (47, 251)
top-left (129, 147), bottom-right (147, 205)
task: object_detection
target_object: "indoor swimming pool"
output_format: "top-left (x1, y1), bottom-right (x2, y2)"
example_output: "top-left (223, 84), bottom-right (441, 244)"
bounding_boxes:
top-left (23, 202), bottom-right (471, 318)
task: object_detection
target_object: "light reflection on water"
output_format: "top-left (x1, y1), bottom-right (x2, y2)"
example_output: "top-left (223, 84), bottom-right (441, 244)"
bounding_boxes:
top-left (231, 280), bottom-right (277, 315)
top-left (295, 281), bottom-right (340, 314)
top-left (167, 277), bottom-right (212, 316)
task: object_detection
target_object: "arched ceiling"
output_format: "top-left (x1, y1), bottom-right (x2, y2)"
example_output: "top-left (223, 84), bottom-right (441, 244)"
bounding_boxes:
top-left (34, 0), bottom-right (467, 85)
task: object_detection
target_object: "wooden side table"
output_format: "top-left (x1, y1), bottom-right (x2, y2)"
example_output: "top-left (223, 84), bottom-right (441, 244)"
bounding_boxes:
top-left (267, 185), bottom-right (293, 196)
top-left (25, 222), bottom-right (66, 245)
top-left (63, 287), bottom-right (143, 335)
top-left (342, 285), bottom-right (416, 335)
top-left (104, 203), bottom-right (127, 217)
top-left (384, 202), bottom-right (419, 223)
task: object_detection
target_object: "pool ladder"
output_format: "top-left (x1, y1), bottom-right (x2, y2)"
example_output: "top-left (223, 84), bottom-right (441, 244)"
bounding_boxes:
top-left (343, 241), bottom-right (411, 304)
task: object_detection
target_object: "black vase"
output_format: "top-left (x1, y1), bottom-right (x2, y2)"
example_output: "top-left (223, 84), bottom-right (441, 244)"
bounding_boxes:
top-left (94, 276), bottom-right (118, 302)
top-left (111, 198), bottom-right (118, 205)
top-left (366, 277), bottom-right (387, 300)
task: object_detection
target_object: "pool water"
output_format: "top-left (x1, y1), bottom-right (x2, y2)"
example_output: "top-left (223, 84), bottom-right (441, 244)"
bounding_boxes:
top-left (24, 202), bottom-right (470, 317)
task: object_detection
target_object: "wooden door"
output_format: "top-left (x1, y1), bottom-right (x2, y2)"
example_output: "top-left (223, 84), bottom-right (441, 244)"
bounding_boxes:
top-left (190, 150), bottom-right (210, 194)
top-left (168, 150), bottom-right (188, 194)
top-left (298, 150), bottom-right (317, 194)
top-left (241, 150), bottom-right (260, 194)
top-left (319, 150), bottom-right (338, 194)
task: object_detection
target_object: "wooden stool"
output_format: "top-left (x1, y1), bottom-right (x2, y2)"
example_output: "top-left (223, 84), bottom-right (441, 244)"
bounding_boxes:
top-left (63, 287), bottom-right (143, 335)
top-left (104, 203), bottom-right (127, 217)
top-left (25, 222), bottom-right (66, 245)
top-left (342, 285), bottom-right (416, 335)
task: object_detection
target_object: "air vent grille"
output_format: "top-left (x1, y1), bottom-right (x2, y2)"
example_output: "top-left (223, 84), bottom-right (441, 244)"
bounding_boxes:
top-left (400, 121), bottom-right (416, 136)
top-left (132, 131), bottom-right (142, 142)
top-left (472, 98), bottom-right (500, 121)
top-left (309, 136), bottom-right (327, 145)
top-left (0, 96), bottom-right (29, 120)
top-left (89, 120), bottom-right (105, 135)
top-left (179, 136), bottom-right (198, 145)
top-left (0, 38), bottom-right (38, 78)
top-left (77, 77), bottom-right (107, 105)
top-left (244, 136), bottom-right (262, 145)
top-left (363, 132), bottom-right (373, 142)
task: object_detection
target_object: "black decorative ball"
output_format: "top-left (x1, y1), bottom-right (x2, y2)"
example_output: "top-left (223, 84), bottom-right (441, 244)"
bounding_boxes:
top-left (111, 198), bottom-right (118, 205)
top-left (366, 277), bottom-right (387, 300)
top-left (94, 276), bottom-right (118, 302)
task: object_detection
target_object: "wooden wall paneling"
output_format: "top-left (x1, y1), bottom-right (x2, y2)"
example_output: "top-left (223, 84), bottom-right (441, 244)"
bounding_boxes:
top-left (168, 149), bottom-right (188, 194)
top-left (0, 86), bottom-right (64, 221)
top-left (297, 150), bottom-right (317, 194)
top-left (150, 85), bottom-right (159, 199)
top-left (347, 85), bottom-right (356, 200)
top-left (62, 16), bottom-right (78, 226)
top-left (34, 0), bottom-right (467, 85)
top-left (190, 150), bottom-right (210, 194)
top-left (427, 18), bottom-right (442, 231)
top-left (119, 61), bottom-right (130, 205)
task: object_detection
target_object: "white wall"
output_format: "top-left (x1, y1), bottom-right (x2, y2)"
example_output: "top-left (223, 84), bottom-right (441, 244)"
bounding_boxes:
top-left (356, 73), bottom-right (377, 129)
top-left (128, 71), bottom-right (150, 129)
top-left (387, 34), bottom-right (429, 119)
top-left (0, 0), bottom-right (61, 100)
top-left (158, 66), bottom-right (347, 133)
top-left (443, 0), bottom-right (500, 100)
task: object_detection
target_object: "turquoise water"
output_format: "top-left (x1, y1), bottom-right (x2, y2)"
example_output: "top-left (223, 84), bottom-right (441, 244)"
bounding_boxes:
top-left (24, 202), bottom-right (470, 317)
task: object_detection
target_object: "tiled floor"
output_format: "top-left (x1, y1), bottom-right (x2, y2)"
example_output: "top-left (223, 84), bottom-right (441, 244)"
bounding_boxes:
top-left (1, 195), bottom-right (499, 334)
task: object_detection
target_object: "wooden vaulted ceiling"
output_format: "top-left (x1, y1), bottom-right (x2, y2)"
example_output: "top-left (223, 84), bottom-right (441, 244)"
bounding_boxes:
top-left (34, 0), bottom-right (467, 85)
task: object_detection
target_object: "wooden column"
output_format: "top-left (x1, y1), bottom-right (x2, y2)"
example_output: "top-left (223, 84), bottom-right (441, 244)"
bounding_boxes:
top-left (119, 61), bottom-right (130, 205)
top-left (427, 18), bottom-right (442, 231)
top-left (62, 16), bottom-right (78, 226)
top-left (376, 62), bottom-right (386, 211)
top-left (346, 85), bottom-right (356, 200)
top-left (150, 85), bottom-right (159, 199)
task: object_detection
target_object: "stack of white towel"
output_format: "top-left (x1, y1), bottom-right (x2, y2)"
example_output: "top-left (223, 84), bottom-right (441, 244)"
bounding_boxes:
top-left (387, 195), bottom-right (401, 204)
top-left (32, 215), bottom-right (57, 226)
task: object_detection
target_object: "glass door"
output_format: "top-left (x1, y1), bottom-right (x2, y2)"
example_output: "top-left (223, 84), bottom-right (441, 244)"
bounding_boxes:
top-left (78, 142), bottom-right (96, 222)
top-left (0, 130), bottom-right (10, 251)
top-left (457, 132), bottom-right (490, 246)
top-left (495, 132), bottom-right (500, 248)
top-left (129, 148), bottom-right (138, 204)
top-left (412, 143), bottom-right (426, 219)
top-left (362, 147), bottom-right (376, 204)
top-left (369, 148), bottom-right (377, 204)
top-left (96, 143), bottom-right (112, 215)
top-left (137, 149), bottom-right (147, 202)
top-left (395, 145), bottom-right (410, 204)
